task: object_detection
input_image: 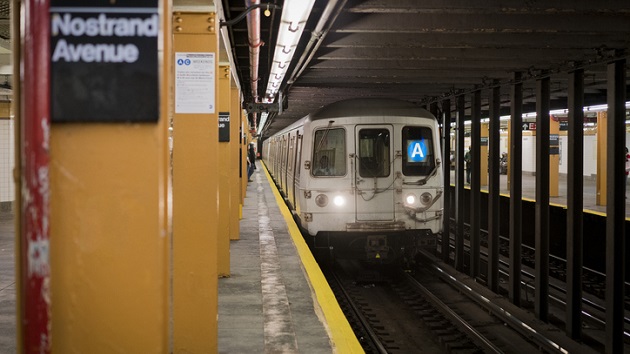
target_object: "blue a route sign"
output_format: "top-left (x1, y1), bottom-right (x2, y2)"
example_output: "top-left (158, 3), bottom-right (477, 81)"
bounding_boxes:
top-left (50, 0), bottom-right (159, 122)
top-left (407, 139), bottom-right (428, 163)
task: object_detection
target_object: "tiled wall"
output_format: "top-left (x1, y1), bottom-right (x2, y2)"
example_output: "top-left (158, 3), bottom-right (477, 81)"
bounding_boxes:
top-left (0, 117), bottom-right (14, 207)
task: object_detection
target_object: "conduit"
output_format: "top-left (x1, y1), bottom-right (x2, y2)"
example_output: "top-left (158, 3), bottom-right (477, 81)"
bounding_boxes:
top-left (245, 0), bottom-right (262, 129)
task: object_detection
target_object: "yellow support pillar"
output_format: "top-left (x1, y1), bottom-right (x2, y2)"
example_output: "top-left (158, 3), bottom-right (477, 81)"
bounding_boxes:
top-left (218, 65), bottom-right (231, 277)
top-left (172, 11), bottom-right (219, 353)
top-left (241, 118), bottom-right (248, 200)
top-left (480, 123), bottom-right (489, 187)
top-left (549, 118), bottom-right (560, 197)
top-left (48, 4), bottom-right (171, 353)
top-left (596, 111), bottom-right (607, 205)
top-left (230, 86), bottom-right (241, 238)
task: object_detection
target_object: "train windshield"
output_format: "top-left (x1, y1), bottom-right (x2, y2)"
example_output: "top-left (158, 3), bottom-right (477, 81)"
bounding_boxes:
top-left (402, 126), bottom-right (435, 175)
top-left (312, 128), bottom-right (346, 177)
top-left (358, 129), bottom-right (390, 177)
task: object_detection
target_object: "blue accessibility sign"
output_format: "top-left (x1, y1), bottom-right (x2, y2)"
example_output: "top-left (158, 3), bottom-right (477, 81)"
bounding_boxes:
top-left (407, 139), bottom-right (428, 162)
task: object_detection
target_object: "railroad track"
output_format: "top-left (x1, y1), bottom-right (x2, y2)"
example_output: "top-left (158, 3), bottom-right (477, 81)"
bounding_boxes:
top-left (446, 218), bottom-right (630, 350)
top-left (320, 258), bottom-right (564, 353)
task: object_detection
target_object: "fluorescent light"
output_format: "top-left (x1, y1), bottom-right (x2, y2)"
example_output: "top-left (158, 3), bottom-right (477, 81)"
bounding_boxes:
top-left (264, 0), bottom-right (315, 102)
top-left (445, 101), bottom-right (629, 126)
top-left (257, 112), bottom-right (268, 135)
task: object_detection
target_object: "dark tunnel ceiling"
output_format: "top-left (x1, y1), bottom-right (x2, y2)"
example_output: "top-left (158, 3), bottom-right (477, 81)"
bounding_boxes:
top-left (224, 0), bottom-right (630, 138)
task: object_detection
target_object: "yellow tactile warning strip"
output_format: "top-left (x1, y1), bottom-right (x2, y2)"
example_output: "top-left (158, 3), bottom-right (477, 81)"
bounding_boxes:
top-left (261, 162), bottom-right (364, 353)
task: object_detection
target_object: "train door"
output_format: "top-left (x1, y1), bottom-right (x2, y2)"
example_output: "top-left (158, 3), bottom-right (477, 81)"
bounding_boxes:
top-left (283, 134), bottom-right (290, 192)
top-left (354, 125), bottom-right (394, 220)
top-left (292, 133), bottom-right (302, 210)
top-left (287, 134), bottom-right (296, 205)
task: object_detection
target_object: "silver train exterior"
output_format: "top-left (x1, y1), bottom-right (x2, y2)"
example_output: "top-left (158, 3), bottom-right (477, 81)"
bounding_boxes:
top-left (262, 98), bottom-right (443, 261)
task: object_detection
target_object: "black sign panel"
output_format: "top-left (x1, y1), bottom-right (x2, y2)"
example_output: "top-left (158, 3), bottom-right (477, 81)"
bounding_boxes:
top-left (549, 134), bottom-right (559, 155)
top-left (219, 112), bottom-right (230, 142)
top-left (480, 137), bottom-right (489, 146)
top-left (50, 0), bottom-right (159, 122)
top-left (559, 121), bottom-right (568, 131)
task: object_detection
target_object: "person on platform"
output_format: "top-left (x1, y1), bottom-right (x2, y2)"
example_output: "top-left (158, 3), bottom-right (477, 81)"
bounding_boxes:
top-left (625, 147), bottom-right (629, 188)
top-left (464, 146), bottom-right (472, 184)
top-left (248, 142), bottom-right (257, 182)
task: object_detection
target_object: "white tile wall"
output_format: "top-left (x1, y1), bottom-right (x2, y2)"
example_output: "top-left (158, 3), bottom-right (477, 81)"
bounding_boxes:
top-left (0, 118), bottom-right (15, 203)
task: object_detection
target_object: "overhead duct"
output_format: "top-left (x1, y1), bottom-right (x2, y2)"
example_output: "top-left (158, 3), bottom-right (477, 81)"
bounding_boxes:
top-left (245, 0), bottom-right (261, 103)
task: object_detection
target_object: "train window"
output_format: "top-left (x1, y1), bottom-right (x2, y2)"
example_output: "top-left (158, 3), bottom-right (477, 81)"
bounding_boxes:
top-left (312, 128), bottom-right (346, 177)
top-left (402, 126), bottom-right (435, 175)
top-left (358, 129), bottom-right (390, 178)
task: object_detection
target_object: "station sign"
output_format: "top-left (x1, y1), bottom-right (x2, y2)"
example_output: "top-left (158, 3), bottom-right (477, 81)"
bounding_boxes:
top-left (549, 134), bottom-right (559, 155)
top-left (50, 0), bottom-right (159, 123)
top-left (407, 139), bottom-right (428, 163)
top-left (219, 112), bottom-right (230, 142)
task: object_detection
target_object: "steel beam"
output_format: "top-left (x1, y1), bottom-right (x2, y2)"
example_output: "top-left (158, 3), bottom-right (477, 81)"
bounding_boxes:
top-left (605, 58), bottom-right (626, 354)
top-left (470, 90), bottom-right (481, 278)
top-left (488, 85), bottom-right (500, 292)
top-left (455, 95), bottom-right (466, 271)
top-left (566, 68), bottom-right (584, 339)
top-left (509, 72), bottom-right (523, 306)
top-left (442, 99), bottom-right (451, 263)
top-left (535, 75), bottom-right (550, 322)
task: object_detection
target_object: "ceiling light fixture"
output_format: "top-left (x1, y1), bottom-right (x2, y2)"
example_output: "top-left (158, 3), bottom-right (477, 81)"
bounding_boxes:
top-left (264, 0), bottom-right (315, 103)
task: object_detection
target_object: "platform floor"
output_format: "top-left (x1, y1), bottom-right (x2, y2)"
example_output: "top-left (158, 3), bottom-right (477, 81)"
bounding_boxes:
top-left (218, 166), bottom-right (351, 353)
top-left (0, 211), bottom-right (16, 353)
top-left (0, 165), bottom-right (359, 353)
top-left (449, 170), bottom-right (630, 217)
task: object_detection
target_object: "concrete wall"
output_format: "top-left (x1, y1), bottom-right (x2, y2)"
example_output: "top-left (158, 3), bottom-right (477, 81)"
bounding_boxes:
top-left (0, 117), bottom-right (13, 209)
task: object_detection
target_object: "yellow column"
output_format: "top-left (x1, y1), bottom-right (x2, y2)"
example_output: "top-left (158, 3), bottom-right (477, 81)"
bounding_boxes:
top-left (549, 118), bottom-right (560, 197)
top-left (596, 111), bottom-right (607, 205)
top-left (49, 6), bottom-right (171, 354)
top-left (480, 123), bottom-right (489, 187)
top-left (172, 12), bottom-right (219, 352)
top-left (51, 100), bottom-right (171, 354)
top-left (230, 86), bottom-right (241, 238)
top-left (241, 118), bottom-right (248, 200)
top-left (218, 65), bottom-right (230, 276)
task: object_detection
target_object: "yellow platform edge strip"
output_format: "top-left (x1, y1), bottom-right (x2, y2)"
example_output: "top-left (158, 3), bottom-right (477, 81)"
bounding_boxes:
top-left (261, 163), bottom-right (364, 354)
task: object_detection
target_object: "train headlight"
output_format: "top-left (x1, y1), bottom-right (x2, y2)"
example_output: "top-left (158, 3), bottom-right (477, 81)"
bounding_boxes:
top-left (333, 195), bottom-right (345, 207)
top-left (315, 194), bottom-right (328, 207)
top-left (405, 194), bottom-right (416, 205)
top-left (420, 192), bottom-right (433, 206)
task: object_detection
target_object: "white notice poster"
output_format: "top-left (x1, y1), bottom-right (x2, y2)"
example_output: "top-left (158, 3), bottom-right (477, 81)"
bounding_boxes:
top-left (175, 52), bottom-right (215, 114)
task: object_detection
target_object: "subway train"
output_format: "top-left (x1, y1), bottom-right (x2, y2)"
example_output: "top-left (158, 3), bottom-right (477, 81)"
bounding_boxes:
top-left (262, 98), bottom-right (443, 262)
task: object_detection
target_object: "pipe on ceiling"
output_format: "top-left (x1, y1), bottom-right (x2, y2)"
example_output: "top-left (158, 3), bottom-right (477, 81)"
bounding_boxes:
top-left (245, 0), bottom-right (262, 102)
top-left (286, 0), bottom-right (346, 87)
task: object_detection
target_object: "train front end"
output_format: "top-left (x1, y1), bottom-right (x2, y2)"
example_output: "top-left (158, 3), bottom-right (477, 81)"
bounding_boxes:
top-left (300, 108), bottom-right (443, 263)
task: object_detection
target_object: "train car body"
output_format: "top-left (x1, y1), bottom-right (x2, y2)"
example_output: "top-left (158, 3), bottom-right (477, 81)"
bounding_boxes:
top-left (262, 98), bottom-right (443, 262)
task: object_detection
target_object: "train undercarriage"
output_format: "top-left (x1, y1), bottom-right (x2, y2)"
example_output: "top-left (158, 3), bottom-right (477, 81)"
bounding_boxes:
top-left (308, 229), bottom-right (437, 264)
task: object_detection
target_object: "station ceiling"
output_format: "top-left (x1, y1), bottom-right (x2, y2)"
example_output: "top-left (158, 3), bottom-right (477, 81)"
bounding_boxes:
top-left (221, 0), bottom-right (630, 138)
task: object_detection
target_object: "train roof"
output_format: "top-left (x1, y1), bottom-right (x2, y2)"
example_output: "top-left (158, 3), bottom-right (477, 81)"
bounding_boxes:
top-left (309, 98), bottom-right (434, 121)
top-left (266, 98), bottom-right (435, 138)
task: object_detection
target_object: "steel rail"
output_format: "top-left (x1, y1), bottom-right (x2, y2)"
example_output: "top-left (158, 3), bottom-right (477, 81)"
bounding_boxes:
top-left (330, 271), bottom-right (388, 354)
top-left (403, 272), bottom-right (504, 354)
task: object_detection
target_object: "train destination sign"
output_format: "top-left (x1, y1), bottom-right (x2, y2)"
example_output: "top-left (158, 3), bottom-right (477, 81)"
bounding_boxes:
top-left (407, 139), bottom-right (428, 163)
top-left (50, 1), bottom-right (159, 123)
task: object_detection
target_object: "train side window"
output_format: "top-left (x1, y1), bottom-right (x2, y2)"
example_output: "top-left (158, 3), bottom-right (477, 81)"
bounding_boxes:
top-left (402, 126), bottom-right (435, 176)
top-left (358, 128), bottom-right (390, 178)
top-left (312, 128), bottom-right (346, 177)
